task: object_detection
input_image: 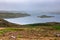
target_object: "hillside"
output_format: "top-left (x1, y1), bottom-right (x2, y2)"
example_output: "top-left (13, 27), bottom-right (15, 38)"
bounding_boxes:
top-left (26, 22), bottom-right (60, 26)
top-left (0, 11), bottom-right (30, 18)
top-left (0, 18), bottom-right (22, 27)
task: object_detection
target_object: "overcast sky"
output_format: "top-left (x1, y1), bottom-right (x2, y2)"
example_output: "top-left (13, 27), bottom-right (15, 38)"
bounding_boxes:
top-left (0, 0), bottom-right (60, 3)
top-left (0, 0), bottom-right (60, 11)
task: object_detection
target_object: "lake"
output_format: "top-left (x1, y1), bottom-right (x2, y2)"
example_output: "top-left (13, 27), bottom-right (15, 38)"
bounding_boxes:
top-left (1, 2), bottom-right (60, 25)
top-left (5, 11), bottom-right (60, 25)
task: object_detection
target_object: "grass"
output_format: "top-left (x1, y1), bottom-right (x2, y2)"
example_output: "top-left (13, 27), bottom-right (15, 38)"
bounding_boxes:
top-left (0, 23), bottom-right (60, 37)
top-left (0, 28), bottom-right (24, 35)
top-left (26, 23), bottom-right (60, 30)
top-left (0, 25), bottom-right (60, 35)
top-left (0, 26), bottom-right (60, 40)
top-left (0, 25), bottom-right (60, 32)
top-left (0, 27), bottom-right (35, 35)
top-left (52, 26), bottom-right (60, 30)
top-left (0, 27), bottom-right (38, 35)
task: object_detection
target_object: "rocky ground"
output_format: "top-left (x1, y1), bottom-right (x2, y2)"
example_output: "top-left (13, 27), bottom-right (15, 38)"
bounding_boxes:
top-left (0, 27), bottom-right (60, 40)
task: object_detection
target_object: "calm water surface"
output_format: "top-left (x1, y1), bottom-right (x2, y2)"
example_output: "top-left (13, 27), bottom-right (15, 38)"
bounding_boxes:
top-left (5, 12), bottom-right (60, 25)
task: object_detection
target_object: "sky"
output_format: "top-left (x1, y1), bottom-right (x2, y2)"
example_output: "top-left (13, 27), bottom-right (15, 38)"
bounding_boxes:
top-left (0, 0), bottom-right (60, 12)
top-left (0, 0), bottom-right (60, 3)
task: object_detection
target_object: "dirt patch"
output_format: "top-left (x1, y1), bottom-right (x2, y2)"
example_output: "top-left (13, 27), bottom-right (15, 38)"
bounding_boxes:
top-left (0, 28), bottom-right (5, 30)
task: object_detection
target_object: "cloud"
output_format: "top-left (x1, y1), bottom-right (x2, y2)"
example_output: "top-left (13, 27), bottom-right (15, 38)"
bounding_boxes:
top-left (0, 0), bottom-right (58, 3)
top-left (0, 0), bottom-right (29, 3)
top-left (0, 0), bottom-right (60, 11)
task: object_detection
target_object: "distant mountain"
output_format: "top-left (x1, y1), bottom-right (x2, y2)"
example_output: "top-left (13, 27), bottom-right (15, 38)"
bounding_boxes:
top-left (0, 11), bottom-right (30, 18)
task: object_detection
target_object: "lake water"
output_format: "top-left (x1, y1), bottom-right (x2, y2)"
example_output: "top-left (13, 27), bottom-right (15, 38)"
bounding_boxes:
top-left (5, 11), bottom-right (60, 25)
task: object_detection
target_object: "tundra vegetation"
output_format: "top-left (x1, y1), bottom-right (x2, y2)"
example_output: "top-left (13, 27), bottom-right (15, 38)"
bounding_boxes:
top-left (0, 12), bottom-right (60, 40)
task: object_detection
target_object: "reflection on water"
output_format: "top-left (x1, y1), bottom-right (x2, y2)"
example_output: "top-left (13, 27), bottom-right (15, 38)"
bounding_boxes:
top-left (5, 12), bottom-right (60, 25)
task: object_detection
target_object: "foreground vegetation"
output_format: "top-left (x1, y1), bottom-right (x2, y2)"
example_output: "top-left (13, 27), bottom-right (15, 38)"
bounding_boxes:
top-left (0, 26), bottom-right (60, 40)
top-left (0, 19), bottom-right (60, 40)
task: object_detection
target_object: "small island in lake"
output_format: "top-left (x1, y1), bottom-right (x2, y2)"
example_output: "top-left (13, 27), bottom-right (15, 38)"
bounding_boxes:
top-left (38, 15), bottom-right (54, 18)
